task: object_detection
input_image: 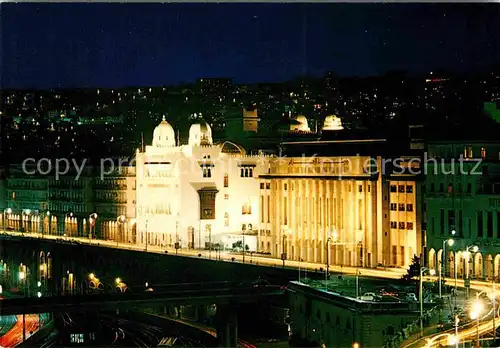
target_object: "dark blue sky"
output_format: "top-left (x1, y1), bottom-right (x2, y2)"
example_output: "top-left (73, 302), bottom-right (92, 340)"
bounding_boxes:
top-left (2, 3), bottom-right (500, 89)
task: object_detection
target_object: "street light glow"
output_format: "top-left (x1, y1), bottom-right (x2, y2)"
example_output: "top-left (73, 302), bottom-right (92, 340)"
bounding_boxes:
top-left (37, 281), bottom-right (41, 287)
top-left (37, 291), bottom-right (42, 298)
top-left (471, 245), bottom-right (479, 253)
top-left (5, 208), bottom-right (12, 214)
top-left (447, 239), bottom-right (455, 246)
top-left (18, 271), bottom-right (25, 280)
top-left (451, 229), bottom-right (456, 235)
top-left (448, 335), bottom-right (458, 345)
top-left (429, 269), bottom-right (436, 276)
top-left (115, 277), bottom-right (121, 284)
top-left (89, 273), bottom-right (95, 280)
top-left (470, 300), bottom-right (484, 319)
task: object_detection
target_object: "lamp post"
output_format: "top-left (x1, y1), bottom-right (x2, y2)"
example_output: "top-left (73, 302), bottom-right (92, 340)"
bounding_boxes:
top-left (117, 215), bottom-right (126, 247)
top-left (175, 215), bottom-right (180, 254)
top-left (145, 219), bottom-right (149, 252)
top-left (470, 291), bottom-right (487, 347)
top-left (281, 227), bottom-right (292, 268)
top-left (464, 245), bottom-right (479, 299)
top-left (420, 267), bottom-right (436, 337)
top-left (3, 208), bottom-right (12, 234)
top-left (23, 209), bottom-right (31, 233)
top-left (325, 230), bottom-right (339, 291)
top-left (89, 213), bottom-right (98, 243)
top-left (43, 210), bottom-right (50, 237)
top-left (440, 237), bottom-right (455, 298)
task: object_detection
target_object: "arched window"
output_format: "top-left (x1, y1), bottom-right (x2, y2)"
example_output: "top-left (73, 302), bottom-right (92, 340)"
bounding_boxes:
top-left (224, 174), bottom-right (229, 187)
top-left (240, 168), bottom-right (244, 177)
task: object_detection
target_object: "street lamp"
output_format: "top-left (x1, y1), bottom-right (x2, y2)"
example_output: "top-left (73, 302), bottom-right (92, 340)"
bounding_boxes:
top-left (117, 215), bottom-right (126, 247)
top-left (464, 245), bottom-right (479, 299)
top-left (89, 213), bottom-right (98, 243)
top-left (325, 230), bottom-right (339, 290)
top-left (440, 238), bottom-right (455, 298)
top-left (470, 295), bottom-right (485, 347)
top-left (23, 209), bottom-right (31, 233)
top-left (3, 208), bottom-right (12, 234)
top-left (281, 227), bottom-right (292, 268)
top-left (420, 267), bottom-right (436, 337)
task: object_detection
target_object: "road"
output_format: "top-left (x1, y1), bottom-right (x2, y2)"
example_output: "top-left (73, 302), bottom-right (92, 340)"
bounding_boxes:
top-left (0, 314), bottom-right (39, 347)
top-left (1, 230), bottom-right (407, 279)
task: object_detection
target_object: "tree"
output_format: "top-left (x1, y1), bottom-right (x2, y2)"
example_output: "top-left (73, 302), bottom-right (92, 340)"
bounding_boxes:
top-left (402, 255), bottom-right (421, 281)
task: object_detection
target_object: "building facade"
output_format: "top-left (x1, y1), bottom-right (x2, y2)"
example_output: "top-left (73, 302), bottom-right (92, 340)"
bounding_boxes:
top-left (426, 141), bottom-right (500, 280)
top-left (3, 163), bottom-right (136, 241)
top-left (135, 117), bottom-right (270, 250)
top-left (258, 139), bottom-right (422, 269)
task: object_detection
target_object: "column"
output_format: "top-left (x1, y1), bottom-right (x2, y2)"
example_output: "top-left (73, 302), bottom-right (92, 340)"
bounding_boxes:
top-left (215, 304), bottom-right (238, 348)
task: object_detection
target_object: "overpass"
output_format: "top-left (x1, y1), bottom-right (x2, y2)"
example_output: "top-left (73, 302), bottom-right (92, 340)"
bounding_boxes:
top-left (0, 285), bottom-right (284, 315)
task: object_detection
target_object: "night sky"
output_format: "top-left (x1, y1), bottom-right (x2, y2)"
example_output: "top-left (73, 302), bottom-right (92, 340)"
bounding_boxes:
top-left (2, 3), bottom-right (500, 89)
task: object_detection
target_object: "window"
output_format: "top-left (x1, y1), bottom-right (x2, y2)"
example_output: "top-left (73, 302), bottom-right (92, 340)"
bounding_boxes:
top-left (398, 203), bottom-right (405, 211)
top-left (284, 197), bottom-right (288, 225)
top-left (406, 185), bottom-right (413, 193)
top-left (467, 183), bottom-right (472, 194)
top-left (448, 184), bottom-right (453, 193)
top-left (487, 211), bottom-right (493, 238)
top-left (390, 203), bottom-right (397, 211)
top-left (284, 183), bottom-right (288, 190)
top-left (260, 196), bottom-right (264, 223)
top-left (481, 147), bottom-right (486, 159)
top-left (439, 183), bottom-right (444, 192)
top-left (240, 167), bottom-right (253, 178)
top-left (390, 221), bottom-right (397, 229)
top-left (224, 212), bottom-right (229, 227)
top-left (242, 202), bottom-right (252, 215)
top-left (260, 182), bottom-right (264, 189)
top-left (398, 185), bottom-right (405, 193)
top-left (477, 211), bottom-right (483, 238)
top-left (398, 222), bottom-right (405, 229)
top-left (497, 212), bottom-right (500, 238)
top-left (448, 210), bottom-right (455, 229)
top-left (266, 183), bottom-right (270, 190)
top-left (430, 183), bottom-right (435, 192)
top-left (202, 166), bottom-right (211, 178)
top-left (358, 185), bottom-right (363, 193)
top-left (368, 185), bottom-right (371, 192)
top-left (407, 222), bottom-right (414, 230)
top-left (406, 204), bottom-right (413, 212)
top-left (224, 194), bottom-right (229, 200)
top-left (390, 185), bottom-right (397, 192)
top-left (440, 210), bottom-right (444, 235)
top-left (267, 196), bottom-right (270, 223)
top-left (464, 146), bottom-right (473, 159)
top-left (224, 174), bottom-right (229, 187)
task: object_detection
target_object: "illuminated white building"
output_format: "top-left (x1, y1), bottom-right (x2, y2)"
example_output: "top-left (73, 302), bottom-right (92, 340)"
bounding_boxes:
top-left (322, 115), bottom-right (344, 131)
top-left (135, 116), bottom-right (270, 250)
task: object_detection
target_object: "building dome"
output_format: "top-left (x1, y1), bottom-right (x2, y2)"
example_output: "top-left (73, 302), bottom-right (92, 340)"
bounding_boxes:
top-left (323, 115), bottom-right (344, 131)
top-left (290, 115), bottom-right (310, 132)
top-left (189, 119), bottom-right (213, 146)
top-left (153, 116), bottom-right (176, 148)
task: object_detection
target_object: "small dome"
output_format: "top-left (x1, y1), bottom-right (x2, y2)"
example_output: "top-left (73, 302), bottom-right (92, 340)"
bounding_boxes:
top-left (323, 115), bottom-right (344, 131)
top-left (189, 120), bottom-right (213, 146)
top-left (153, 116), bottom-right (176, 148)
top-left (290, 115), bottom-right (310, 132)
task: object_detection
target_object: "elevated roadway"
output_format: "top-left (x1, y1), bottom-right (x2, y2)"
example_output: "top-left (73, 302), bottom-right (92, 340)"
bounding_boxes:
top-left (0, 285), bottom-right (284, 316)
